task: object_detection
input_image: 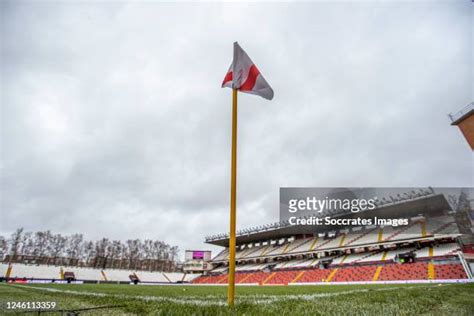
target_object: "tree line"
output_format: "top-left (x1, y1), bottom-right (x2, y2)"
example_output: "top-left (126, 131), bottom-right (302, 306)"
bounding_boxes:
top-left (0, 228), bottom-right (179, 272)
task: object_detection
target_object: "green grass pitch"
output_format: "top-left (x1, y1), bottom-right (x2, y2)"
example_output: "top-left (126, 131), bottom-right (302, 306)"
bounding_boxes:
top-left (1, 283), bottom-right (473, 315)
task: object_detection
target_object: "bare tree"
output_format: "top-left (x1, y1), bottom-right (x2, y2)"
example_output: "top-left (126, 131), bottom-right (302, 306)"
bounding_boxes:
top-left (33, 231), bottom-right (51, 260)
top-left (9, 228), bottom-right (24, 262)
top-left (82, 241), bottom-right (95, 265)
top-left (2, 229), bottom-right (179, 272)
top-left (0, 236), bottom-right (7, 260)
top-left (19, 232), bottom-right (34, 257)
top-left (170, 246), bottom-right (179, 262)
top-left (49, 234), bottom-right (67, 264)
top-left (66, 234), bottom-right (83, 265)
top-left (125, 239), bottom-right (141, 270)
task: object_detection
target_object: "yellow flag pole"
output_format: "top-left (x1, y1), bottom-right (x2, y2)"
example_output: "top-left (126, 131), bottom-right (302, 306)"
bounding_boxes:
top-left (227, 88), bottom-right (238, 306)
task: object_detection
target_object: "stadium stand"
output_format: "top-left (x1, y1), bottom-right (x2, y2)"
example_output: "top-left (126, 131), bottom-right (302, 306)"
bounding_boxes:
top-left (165, 272), bottom-right (186, 282)
top-left (7, 264), bottom-right (60, 280)
top-left (182, 273), bottom-right (200, 282)
top-left (377, 262), bottom-right (429, 281)
top-left (210, 216), bottom-right (461, 263)
top-left (213, 248), bottom-right (229, 261)
top-left (331, 265), bottom-right (378, 282)
top-left (195, 190), bottom-right (473, 285)
top-left (102, 269), bottom-right (135, 282)
top-left (1, 263), bottom-right (198, 284)
top-left (64, 267), bottom-right (103, 281)
top-left (134, 271), bottom-right (168, 283)
top-left (0, 264), bottom-right (7, 278)
top-left (265, 270), bottom-right (299, 285)
top-left (243, 271), bottom-right (268, 284)
top-left (192, 261), bottom-right (468, 284)
top-left (297, 267), bottom-right (332, 283)
top-left (4, 190), bottom-right (470, 286)
top-left (434, 263), bottom-right (467, 279)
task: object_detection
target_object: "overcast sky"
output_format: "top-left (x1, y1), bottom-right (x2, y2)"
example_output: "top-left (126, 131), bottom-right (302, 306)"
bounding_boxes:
top-left (1, 1), bottom-right (473, 259)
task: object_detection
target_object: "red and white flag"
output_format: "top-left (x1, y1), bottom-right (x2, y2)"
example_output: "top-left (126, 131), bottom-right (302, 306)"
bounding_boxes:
top-left (222, 42), bottom-right (274, 100)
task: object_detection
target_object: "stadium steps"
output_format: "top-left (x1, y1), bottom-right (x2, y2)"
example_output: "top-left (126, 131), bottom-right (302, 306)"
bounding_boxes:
top-left (309, 257), bottom-right (319, 266)
top-left (383, 221), bottom-right (417, 242)
top-left (234, 273), bottom-right (249, 283)
top-left (257, 245), bottom-right (273, 257)
top-left (428, 262), bottom-right (435, 280)
top-left (266, 271), bottom-right (300, 285)
top-left (213, 249), bottom-right (229, 261)
top-left (429, 247), bottom-right (434, 258)
top-left (290, 271), bottom-right (306, 283)
top-left (236, 247), bottom-right (253, 259)
top-left (238, 273), bottom-right (253, 284)
top-left (191, 275), bottom-right (208, 284)
top-left (352, 250), bottom-right (383, 264)
top-left (217, 274), bottom-right (228, 284)
top-left (245, 272), bottom-right (269, 284)
top-left (432, 243), bottom-right (461, 257)
top-left (432, 222), bottom-right (455, 235)
top-left (237, 245), bottom-right (269, 259)
top-left (320, 235), bottom-right (346, 250)
top-left (262, 272), bottom-right (277, 285)
top-left (238, 244), bottom-right (273, 259)
top-left (421, 221), bottom-right (427, 237)
top-left (377, 228), bottom-right (383, 242)
top-left (332, 266), bottom-right (377, 282)
top-left (281, 243), bottom-right (291, 254)
top-left (60, 267), bottom-right (64, 280)
top-left (279, 261), bottom-right (293, 269)
top-left (309, 238), bottom-right (320, 251)
top-left (5, 265), bottom-right (12, 278)
top-left (339, 234), bottom-right (347, 247)
top-left (328, 254), bottom-right (344, 266)
top-left (344, 227), bottom-right (378, 246)
top-left (340, 254), bottom-right (349, 264)
top-left (314, 238), bottom-right (335, 250)
top-left (372, 266), bottom-right (383, 281)
top-left (332, 254), bottom-right (349, 266)
top-left (325, 268), bottom-right (339, 282)
top-left (162, 273), bottom-right (172, 283)
top-left (265, 243), bottom-right (289, 256)
top-left (100, 270), bottom-right (108, 281)
top-left (241, 246), bottom-right (267, 259)
top-left (381, 251), bottom-right (388, 261)
top-left (296, 268), bottom-right (332, 283)
top-left (286, 238), bottom-right (314, 253)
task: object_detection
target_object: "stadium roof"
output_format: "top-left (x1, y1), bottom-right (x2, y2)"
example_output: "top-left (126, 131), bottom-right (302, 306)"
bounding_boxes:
top-left (206, 191), bottom-right (452, 247)
top-left (449, 102), bottom-right (474, 126)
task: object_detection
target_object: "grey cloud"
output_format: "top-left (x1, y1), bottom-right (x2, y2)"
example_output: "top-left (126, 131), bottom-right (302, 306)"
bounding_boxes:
top-left (1, 1), bottom-right (472, 258)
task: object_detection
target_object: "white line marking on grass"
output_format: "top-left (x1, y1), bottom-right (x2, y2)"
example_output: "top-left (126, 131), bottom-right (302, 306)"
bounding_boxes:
top-left (242, 285), bottom-right (438, 304)
top-left (11, 285), bottom-right (227, 306)
top-left (10, 284), bottom-right (440, 307)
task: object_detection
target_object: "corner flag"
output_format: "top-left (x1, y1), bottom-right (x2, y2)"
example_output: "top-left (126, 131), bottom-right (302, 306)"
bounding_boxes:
top-left (222, 42), bottom-right (274, 100)
top-left (222, 42), bottom-right (273, 307)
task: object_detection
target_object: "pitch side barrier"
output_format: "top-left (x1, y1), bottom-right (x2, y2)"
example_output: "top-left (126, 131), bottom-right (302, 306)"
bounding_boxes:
top-left (185, 280), bottom-right (473, 286)
top-left (288, 279), bottom-right (474, 286)
top-left (129, 282), bottom-right (191, 286)
top-left (128, 283), bottom-right (259, 286)
top-left (7, 279), bottom-right (85, 284)
top-left (179, 283), bottom-right (260, 286)
top-left (129, 279), bottom-right (473, 286)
